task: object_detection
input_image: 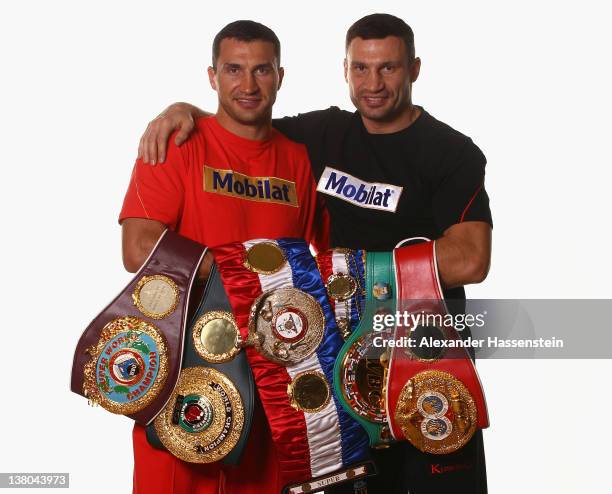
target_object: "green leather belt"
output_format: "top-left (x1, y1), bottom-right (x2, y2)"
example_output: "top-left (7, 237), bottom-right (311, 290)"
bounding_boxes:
top-left (146, 264), bottom-right (254, 465)
top-left (334, 251), bottom-right (396, 447)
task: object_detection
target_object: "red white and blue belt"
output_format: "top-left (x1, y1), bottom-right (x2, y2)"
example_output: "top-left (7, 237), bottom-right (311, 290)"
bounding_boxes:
top-left (212, 238), bottom-right (371, 490)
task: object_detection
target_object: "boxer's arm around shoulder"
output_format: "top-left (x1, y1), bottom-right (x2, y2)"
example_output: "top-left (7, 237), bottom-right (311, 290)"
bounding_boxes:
top-left (435, 221), bottom-right (491, 289)
top-left (121, 218), bottom-right (166, 273)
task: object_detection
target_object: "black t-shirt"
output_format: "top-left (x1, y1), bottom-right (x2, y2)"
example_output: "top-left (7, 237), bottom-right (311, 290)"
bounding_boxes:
top-left (273, 106), bottom-right (492, 300)
top-left (274, 106), bottom-right (492, 249)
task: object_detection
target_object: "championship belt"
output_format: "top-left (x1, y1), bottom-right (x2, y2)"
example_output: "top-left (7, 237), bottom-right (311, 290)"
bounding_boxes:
top-left (146, 264), bottom-right (254, 464)
top-left (71, 230), bottom-right (206, 425)
top-left (386, 240), bottom-right (489, 454)
top-left (213, 239), bottom-right (373, 493)
top-left (316, 248), bottom-right (366, 340)
top-left (334, 251), bottom-right (396, 448)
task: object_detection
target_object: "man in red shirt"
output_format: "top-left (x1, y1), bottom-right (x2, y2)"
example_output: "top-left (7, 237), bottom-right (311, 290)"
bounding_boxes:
top-left (119, 20), bottom-right (328, 494)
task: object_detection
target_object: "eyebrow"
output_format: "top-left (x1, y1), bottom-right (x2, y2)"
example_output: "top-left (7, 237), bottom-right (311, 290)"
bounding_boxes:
top-left (350, 60), bottom-right (401, 66)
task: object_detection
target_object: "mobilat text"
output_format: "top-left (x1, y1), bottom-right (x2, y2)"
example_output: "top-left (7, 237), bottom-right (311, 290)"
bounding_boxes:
top-left (317, 166), bottom-right (402, 212)
top-left (204, 166), bottom-right (299, 207)
top-left (373, 311), bottom-right (486, 332)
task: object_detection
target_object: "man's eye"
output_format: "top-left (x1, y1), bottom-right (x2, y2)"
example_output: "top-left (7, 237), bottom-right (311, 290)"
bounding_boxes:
top-left (383, 65), bottom-right (395, 72)
top-left (226, 67), bottom-right (240, 74)
top-left (354, 65), bottom-right (366, 72)
top-left (256, 67), bottom-right (271, 75)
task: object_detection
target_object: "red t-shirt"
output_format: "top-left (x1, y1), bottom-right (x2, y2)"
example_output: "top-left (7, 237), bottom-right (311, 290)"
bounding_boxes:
top-left (119, 116), bottom-right (328, 250)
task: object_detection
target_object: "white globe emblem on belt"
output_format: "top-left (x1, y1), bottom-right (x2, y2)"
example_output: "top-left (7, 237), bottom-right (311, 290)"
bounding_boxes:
top-left (272, 307), bottom-right (307, 343)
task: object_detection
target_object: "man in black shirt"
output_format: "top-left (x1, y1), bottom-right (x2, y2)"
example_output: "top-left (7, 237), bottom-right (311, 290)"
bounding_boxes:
top-left (137, 13), bottom-right (492, 494)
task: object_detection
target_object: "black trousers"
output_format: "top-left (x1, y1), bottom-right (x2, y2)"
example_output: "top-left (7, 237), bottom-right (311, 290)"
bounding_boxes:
top-left (328, 430), bottom-right (487, 494)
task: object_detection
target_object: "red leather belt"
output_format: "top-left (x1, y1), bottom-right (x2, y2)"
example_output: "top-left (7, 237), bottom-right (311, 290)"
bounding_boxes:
top-left (386, 240), bottom-right (489, 454)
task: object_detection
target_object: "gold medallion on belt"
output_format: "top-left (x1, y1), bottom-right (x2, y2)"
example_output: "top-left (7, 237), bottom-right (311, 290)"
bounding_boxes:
top-left (243, 242), bottom-right (287, 275)
top-left (82, 316), bottom-right (169, 415)
top-left (154, 366), bottom-right (244, 463)
top-left (287, 370), bottom-right (331, 413)
top-left (192, 311), bottom-right (241, 363)
top-left (132, 274), bottom-right (180, 320)
top-left (247, 287), bottom-right (324, 365)
top-left (394, 370), bottom-right (478, 454)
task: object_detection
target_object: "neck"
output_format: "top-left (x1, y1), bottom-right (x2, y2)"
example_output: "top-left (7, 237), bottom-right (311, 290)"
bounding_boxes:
top-left (361, 103), bottom-right (421, 134)
top-left (215, 107), bottom-right (272, 141)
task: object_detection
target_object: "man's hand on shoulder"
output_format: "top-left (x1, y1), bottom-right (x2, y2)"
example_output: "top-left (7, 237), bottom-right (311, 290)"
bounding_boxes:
top-left (436, 221), bottom-right (492, 289)
top-left (137, 102), bottom-right (208, 165)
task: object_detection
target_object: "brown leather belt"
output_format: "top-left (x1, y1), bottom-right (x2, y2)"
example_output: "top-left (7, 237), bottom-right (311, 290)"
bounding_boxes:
top-left (70, 230), bottom-right (206, 425)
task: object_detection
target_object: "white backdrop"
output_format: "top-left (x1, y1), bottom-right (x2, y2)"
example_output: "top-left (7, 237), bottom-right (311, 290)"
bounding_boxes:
top-left (1, 1), bottom-right (610, 492)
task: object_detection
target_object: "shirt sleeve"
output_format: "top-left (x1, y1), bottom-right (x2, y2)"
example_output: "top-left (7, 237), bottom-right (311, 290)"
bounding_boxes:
top-left (431, 138), bottom-right (493, 233)
top-left (272, 108), bottom-right (335, 143)
top-left (118, 137), bottom-right (186, 228)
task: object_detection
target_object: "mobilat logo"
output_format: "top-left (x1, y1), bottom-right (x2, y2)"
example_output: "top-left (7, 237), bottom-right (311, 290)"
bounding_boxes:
top-left (204, 166), bottom-right (298, 207)
top-left (316, 166), bottom-right (403, 213)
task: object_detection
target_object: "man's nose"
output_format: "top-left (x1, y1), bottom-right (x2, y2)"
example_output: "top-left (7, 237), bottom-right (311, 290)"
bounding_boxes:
top-left (364, 70), bottom-right (384, 92)
top-left (240, 71), bottom-right (258, 93)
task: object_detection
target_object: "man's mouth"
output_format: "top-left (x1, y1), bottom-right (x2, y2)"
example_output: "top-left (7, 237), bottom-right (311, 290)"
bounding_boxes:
top-left (235, 98), bottom-right (262, 109)
top-left (362, 95), bottom-right (388, 108)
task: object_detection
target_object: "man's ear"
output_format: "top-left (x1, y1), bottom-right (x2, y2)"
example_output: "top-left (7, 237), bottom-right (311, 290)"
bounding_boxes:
top-left (207, 66), bottom-right (217, 90)
top-left (410, 57), bottom-right (421, 83)
top-left (277, 66), bottom-right (284, 90)
top-left (343, 58), bottom-right (348, 83)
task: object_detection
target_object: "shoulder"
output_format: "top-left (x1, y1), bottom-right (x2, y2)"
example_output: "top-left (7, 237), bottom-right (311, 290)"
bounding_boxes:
top-left (315, 106), bottom-right (354, 127)
top-left (419, 110), bottom-right (486, 164)
top-left (193, 115), bottom-right (215, 137)
top-left (270, 128), bottom-right (311, 161)
top-left (273, 106), bottom-right (353, 135)
top-left (420, 110), bottom-right (470, 145)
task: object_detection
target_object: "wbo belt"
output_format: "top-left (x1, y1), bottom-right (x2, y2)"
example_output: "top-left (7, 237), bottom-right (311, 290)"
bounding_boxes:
top-left (386, 240), bottom-right (489, 454)
top-left (334, 251), bottom-right (396, 448)
top-left (213, 239), bottom-right (373, 493)
top-left (146, 263), bottom-right (254, 464)
top-left (71, 230), bottom-right (206, 425)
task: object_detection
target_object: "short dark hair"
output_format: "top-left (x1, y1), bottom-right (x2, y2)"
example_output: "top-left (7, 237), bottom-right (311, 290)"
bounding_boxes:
top-left (212, 20), bottom-right (281, 69)
top-left (345, 14), bottom-right (415, 63)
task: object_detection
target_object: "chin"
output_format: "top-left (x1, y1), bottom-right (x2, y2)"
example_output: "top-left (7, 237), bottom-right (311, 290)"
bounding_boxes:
top-left (234, 112), bottom-right (270, 126)
top-left (358, 107), bottom-right (395, 121)
top-left (224, 104), bottom-right (270, 126)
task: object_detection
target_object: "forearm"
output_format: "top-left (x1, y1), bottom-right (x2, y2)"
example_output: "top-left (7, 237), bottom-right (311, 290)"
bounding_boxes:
top-left (121, 219), bottom-right (214, 281)
top-left (435, 222), bottom-right (491, 289)
top-left (170, 102), bottom-right (210, 119)
top-left (122, 223), bottom-right (164, 273)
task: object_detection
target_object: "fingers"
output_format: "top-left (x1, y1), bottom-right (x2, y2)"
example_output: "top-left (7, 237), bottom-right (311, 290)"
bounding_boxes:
top-left (156, 123), bottom-right (169, 165)
top-left (146, 123), bottom-right (159, 165)
top-left (139, 122), bottom-right (157, 165)
top-left (137, 106), bottom-right (197, 165)
top-left (173, 117), bottom-right (195, 149)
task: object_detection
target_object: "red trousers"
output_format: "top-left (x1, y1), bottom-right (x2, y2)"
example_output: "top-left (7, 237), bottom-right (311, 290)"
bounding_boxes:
top-left (133, 403), bottom-right (282, 494)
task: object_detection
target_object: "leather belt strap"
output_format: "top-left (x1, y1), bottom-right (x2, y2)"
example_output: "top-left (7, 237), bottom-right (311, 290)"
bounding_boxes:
top-left (386, 241), bottom-right (489, 454)
top-left (146, 264), bottom-right (255, 464)
top-left (71, 230), bottom-right (206, 425)
top-left (334, 251), bottom-right (396, 447)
